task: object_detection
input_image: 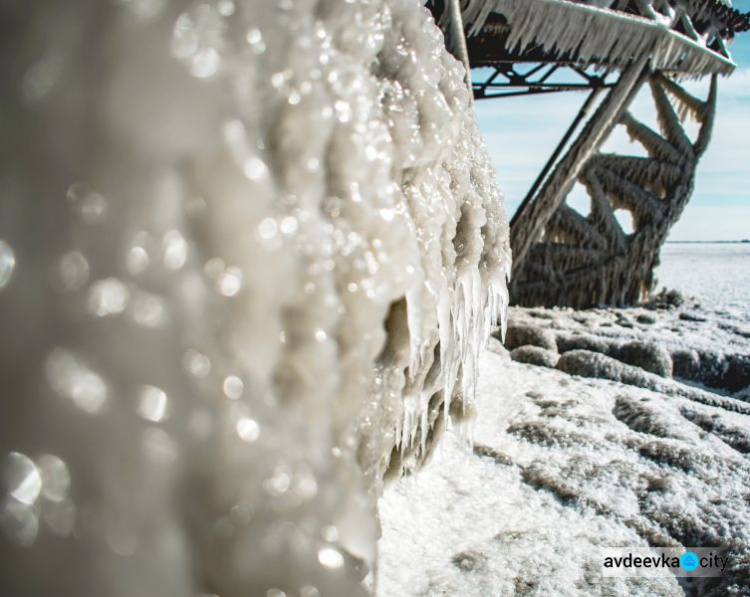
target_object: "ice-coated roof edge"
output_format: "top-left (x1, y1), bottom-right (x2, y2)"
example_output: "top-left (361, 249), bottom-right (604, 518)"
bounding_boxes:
top-left (459, 0), bottom-right (737, 77)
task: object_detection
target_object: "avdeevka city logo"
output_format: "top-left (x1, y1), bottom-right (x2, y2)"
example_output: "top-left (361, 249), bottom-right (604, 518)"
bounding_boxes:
top-left (680, 551), bottom-right (699, 571)
top-left (601, 547), bottom-right (729, 577)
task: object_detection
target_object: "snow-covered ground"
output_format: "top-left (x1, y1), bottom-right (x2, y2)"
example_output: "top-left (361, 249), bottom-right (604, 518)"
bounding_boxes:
top-left (377, 302), bottom-right (750, 596)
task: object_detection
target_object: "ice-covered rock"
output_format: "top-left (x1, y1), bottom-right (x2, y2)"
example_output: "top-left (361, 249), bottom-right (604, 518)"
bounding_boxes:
top-left (556, 332), bottom-right (615, 355)
top-left (510, 345), bottom-right (560, 369)
top-left (613, 341), bottom-right (673, 378)
top-left (557, 350), bottom-right (649, 385)
top-left (502, 324), bottom-right (558, 352)
top-left (0, 1), bottom-right (509, 595)
top-left (510, 304), bottom-right (750, 402)
top-left (673, 349), bottom-right (750, 395)
top-left (644, 288), bottom-right (688, 310)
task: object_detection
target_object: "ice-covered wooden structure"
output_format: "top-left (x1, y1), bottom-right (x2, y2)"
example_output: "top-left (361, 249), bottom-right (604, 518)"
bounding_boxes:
top-left (432, 0), bottom-right (750, 308)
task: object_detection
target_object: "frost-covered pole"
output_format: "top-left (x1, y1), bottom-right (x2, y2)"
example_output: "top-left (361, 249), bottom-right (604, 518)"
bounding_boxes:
top-left (447, 0), bottom-right (475, 102)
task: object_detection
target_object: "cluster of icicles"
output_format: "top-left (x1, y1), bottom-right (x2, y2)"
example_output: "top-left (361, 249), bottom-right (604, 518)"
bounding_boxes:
top-left (454, 0), bottom-right (735, 77)
top-left (0, 0), bottom-right (509, 595)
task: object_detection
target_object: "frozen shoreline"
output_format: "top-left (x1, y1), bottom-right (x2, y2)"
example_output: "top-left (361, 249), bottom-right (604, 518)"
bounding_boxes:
top-left (377, 301), bottom-right (750, 596)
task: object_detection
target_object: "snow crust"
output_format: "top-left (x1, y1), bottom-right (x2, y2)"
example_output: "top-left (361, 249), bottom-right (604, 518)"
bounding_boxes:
top-left (0, 1), bottom-right (509, 595)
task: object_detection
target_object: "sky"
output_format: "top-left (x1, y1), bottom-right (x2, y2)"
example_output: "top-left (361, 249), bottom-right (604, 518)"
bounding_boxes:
top-left (475, 0), bottom-right (750, 241)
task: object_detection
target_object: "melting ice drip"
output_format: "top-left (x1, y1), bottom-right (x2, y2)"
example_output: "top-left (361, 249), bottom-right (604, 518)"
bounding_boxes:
top-left (0, 0), bottom-right (509, 595)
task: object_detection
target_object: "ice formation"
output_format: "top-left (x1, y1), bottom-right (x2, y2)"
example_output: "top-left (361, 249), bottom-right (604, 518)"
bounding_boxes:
top-left (455, 0), bottom-right (736, 76)
top-left (508, 67), bottom-right (720, 308)
top-left (453, 0), bottom-right (734, 308)
top-left (434, 0), bottom-right (747, 310)
top-left (0, 0), bottom-right (510, 595)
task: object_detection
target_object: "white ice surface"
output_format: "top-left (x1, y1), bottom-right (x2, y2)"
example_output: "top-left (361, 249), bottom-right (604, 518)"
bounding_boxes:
top-left (656, 243), bottom-right (750, 312)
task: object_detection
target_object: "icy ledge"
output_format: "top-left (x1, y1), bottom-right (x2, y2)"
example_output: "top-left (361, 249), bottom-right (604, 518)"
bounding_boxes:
top-left (0, 0), bottom-right (509, 595)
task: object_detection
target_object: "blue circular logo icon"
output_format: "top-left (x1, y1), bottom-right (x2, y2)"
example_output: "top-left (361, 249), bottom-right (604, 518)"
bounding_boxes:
top-left (681, 551), bottom-right (699, 571)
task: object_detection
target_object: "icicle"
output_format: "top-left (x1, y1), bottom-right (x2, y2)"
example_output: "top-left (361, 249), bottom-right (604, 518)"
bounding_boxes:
top-left (457, 0), bottom-right (735, 77)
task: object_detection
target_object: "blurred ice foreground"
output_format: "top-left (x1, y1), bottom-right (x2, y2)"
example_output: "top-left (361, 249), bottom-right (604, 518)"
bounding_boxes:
top-left (0, 0), bottom-right (510, 595)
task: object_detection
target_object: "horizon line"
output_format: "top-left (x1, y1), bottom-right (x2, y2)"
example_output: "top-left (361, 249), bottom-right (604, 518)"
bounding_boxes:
top-left (666, 240), bottom-right (750, 243)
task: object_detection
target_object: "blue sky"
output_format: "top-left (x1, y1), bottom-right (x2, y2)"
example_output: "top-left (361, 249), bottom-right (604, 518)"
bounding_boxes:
top-left (475, 0), bottom-right (750, 241)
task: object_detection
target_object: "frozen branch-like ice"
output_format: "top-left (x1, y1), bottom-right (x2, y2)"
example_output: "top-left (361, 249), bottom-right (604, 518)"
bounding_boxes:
top-left (0, 0), bottom-right (509, 595)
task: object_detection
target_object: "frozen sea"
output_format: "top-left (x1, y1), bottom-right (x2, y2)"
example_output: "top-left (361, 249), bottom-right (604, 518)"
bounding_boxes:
top-left (655, 242), bottom-right (750, 312)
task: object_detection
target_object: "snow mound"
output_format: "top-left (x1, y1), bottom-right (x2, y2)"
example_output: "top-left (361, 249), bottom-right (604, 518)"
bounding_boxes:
top-left (0, 1), bottom-right (509, 595)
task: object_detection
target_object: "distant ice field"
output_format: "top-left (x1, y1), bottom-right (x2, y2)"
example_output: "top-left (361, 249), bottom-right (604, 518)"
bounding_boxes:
top-left (655, 243), bottom-right (750, 311)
